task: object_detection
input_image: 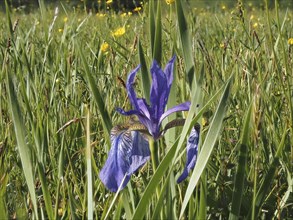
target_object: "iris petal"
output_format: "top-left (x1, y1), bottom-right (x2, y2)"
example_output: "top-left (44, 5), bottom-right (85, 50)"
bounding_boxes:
top-left (164, 55), bottom-right (176, 96)
top-left (137, 98), bottom-right (151, 119)
top-left (126, 65), bottom-right (141, 111)
top-left (99, 129), bottom-right (133, 192)
top-left (116, 107), bottom-right (154, 136)
top-left (116, 108), bottom-right (139, 116)
top-left (128, 131), bottom-right (150, 174)
top-left (177, 125), bottom-right (200, 183)
top-left (150, 60), bottom-right (168, 121)
top-left (99, 127), bottom-right (150, 192)
top-left (159, 101), bottom-right (191, 125)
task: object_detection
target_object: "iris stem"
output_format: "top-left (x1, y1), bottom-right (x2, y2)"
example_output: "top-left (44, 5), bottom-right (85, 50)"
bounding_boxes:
top-left (149, 138), bottom-right (159, 171)
top-left (149, 138), bottom-right (160, 198)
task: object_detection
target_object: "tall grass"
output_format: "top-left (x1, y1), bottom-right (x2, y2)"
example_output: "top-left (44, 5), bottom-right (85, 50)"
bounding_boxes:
top-left (0, 0), bottom-right (292, 219)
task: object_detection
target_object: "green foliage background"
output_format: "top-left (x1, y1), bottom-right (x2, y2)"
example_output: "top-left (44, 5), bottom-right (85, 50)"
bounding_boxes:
top-left (0, 0), bottom-right (292, 219)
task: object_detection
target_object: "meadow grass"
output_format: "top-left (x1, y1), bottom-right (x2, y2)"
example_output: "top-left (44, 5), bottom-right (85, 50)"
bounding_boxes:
top-left (0, 0), bottom-right (292, 219)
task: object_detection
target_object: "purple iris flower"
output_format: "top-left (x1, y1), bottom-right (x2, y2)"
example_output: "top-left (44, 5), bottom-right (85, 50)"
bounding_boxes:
top-left (99, 56), bottom-right (200, 192)
top-left (117, 56), bottom-right (191, 140)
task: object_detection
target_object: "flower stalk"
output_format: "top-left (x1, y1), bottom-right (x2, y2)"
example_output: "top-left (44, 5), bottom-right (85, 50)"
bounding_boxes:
top-left (149, 138), bottom-right (159, 172)
top-left (149, 138), bottom-right (161, 198)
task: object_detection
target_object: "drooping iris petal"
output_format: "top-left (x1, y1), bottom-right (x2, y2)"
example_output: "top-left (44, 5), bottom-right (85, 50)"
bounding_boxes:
top-left (116, 104), bottom-right (154, 138)
top-left (159, 101), bottom-right (191, 125)
top-left (99, 127), bottom-right (150, 192)
top-left (128, 131), bottom-right (150, 174)
top-left (177, 125), bottom-right (200, 183)
top-left (99, 129), bottom-right (132, 192)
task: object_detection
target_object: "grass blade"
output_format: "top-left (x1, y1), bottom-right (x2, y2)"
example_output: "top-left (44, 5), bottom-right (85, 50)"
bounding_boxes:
top-left (153, 0), bottom-right (162, 65)
top-left (175, 0), bottom-right (195, 86)
top-left (149, 0), bottom-right (155, 57)
top-left (37, 162), bottom-right (54, 220)
top-left (85, 106), bottom-right (93, 219)
top-left (249, 127), bottom-right (288, 218)
top-left (0, 172), bottom-right (8, 219)
top-left (5, 0), bottom-right (13, 39)
top-left (229, 100), bottom-right (253, 220)
top-left (77, 44), bottom-right (112, 141)
top-left (138, 39), bottom-right (150, 102)
top-left (5, 67), bottom-right (39, 219)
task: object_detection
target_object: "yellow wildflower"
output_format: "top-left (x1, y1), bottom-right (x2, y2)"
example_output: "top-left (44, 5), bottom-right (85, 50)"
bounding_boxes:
top-left (106, 0), bottom-right (112, 4)
top-left (128, 12), bottom-right (132, 16)
top-left (121, 12), bottom-right (127, 17)
top-left (133, 7), bottom-right (142, 12)
top-left (220, 43), bottom-right (225, 48)
top-left (253, 22), bottom-right (258, 28)
top-left (221, 5), bottom-right (226, 10)
top-left (96, 13), bottom-right (106, 17)
top-left (288, 38), bottom-right (293, 45)
top-left (202, 117), bottom-right (209, 127)
top-left (112, 27), bottom-right (126, 37)
top-left (58, 208), bottom-right (63, 216)
top-left (58, 28), bottom-right (63, 33)
top-left (165, 0), bottom-right (175, 5)
top-left (63, 17), bottom-right (68, 23)
top-left (101, 42), bottom-right (109, 52)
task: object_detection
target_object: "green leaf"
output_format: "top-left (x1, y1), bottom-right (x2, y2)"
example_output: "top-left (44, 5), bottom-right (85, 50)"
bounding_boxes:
top-left (0, 172), bottom-right (8, 218)
top-left (132, 138), bottom-right (179, 220)
top-left (77, 44), bottom-right (112, 144)
top-left (5, 0), bottom-right (13, 39)
top-left (153, 0), bottom-right (162, 65)
top-left (180, 76), bottom-right (232, 218)
top-left (6, 67), bottom-right (39, 219)
top-left (37, 0), bottom-right (47, 20)
top-left (249, 127), bottom-right (288, 218)
top-left (122, 192), bottom-right (132, 219)
top-left (175, 0), bottom-right (195, 86)
top-left (132, 76), bottom-right (225, 220)
top-left (68, 184), bottom-right (78, 220)
top-left (113, 195), bottom-right (123, 220)
top-left (85, 107), bottom-right (93, 219)
top-left (229, 100), bottom-right (253, 220)
top-left (37, 163), bottom-right (54, 220)
top-left (151, 171), bottom-right (172, 219)
top-left (138, 39), bottom-right (150, 102)
top-left (149, 0), bottom-right (155, 57)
